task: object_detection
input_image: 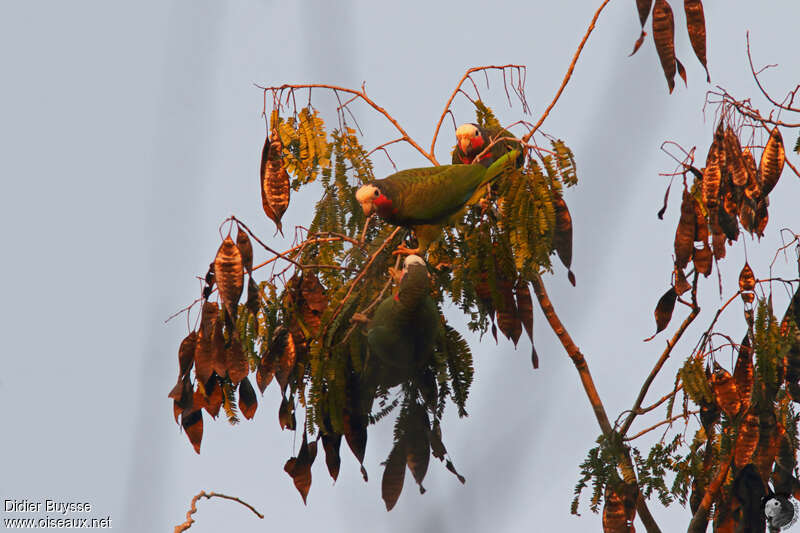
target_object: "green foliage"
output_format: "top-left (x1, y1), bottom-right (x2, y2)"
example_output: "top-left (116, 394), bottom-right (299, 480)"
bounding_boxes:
top-left (679, 355), bottom-right (713, 406)
top-left (572, 432), bottom-right (627, 515)
top-left (275, 107), bottom-right (330, 189)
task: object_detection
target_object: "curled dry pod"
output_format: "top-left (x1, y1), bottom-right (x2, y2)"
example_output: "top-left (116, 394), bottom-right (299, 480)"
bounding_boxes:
top-left (738, 262), bottom-right (755, 292)
top-left (652, 0), bottom-right (677, 93)
top-left (552, 194), bottom-right (575, 286)
top-left (205, 376), bottom-right (223, 418)
top-left (693, 198), bottom-right (709, 242)
top-left (734, 336), bottom-right (754, 410)
top-left (382, 439), bottom-right (408, 511)
top-left (321, 432), bottom-right (342, 482)
top-left (238, 376), bottom-right (257, 420)
top-left (734, 412), bottom-right (760, 468)
top-left (754, 198), bottom-right (769, 238)
top-left (702, 141), bottom-right (721, 210)
top-left (235, 225), bottom-right (253, 274)
top-left (178, 331), bottom-right (197, 378)
top-left (261, 126), bottom-right (291, 235)
top-left (226, 335), bottom-right (249, 386)
top-left (675, 190), bottom-right (696, 270)
top-left (742, 147), bottom-right (760, 201)
top-left (759, 126), bottom-right (785, 197)
top-left (651, 287), bottom-right (678, 337)
top-left (684, 0), bottom-right (709, 81)
top-left (712, 364), bottom-right (740, 418)
top-left (692, 243), bottom-right (712, 277)
top-left (724, 127), bottom-right (747, 187)
top-left (496, 280), bottom-right (522, 346)
top-left (214, 236), bottom-right (244, 321)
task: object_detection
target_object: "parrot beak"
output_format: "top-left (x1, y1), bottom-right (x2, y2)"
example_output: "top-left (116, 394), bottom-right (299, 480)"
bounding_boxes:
top-left (361, 203), bottom-right (374, 216)
top-left (459, 136), bottom-right (471, 153)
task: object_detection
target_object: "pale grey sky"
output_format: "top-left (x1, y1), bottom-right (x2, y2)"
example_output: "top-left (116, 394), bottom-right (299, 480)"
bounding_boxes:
top-left (1, 1), bottom-right (798, 531)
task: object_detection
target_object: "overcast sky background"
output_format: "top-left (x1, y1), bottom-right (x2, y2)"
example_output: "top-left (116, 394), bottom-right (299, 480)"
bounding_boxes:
top-left (1, 1), bottom-right (799, 531)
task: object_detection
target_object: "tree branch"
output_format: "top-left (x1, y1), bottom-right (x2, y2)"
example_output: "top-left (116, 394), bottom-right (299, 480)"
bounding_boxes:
top-left (530, 274), bottom-right (662, 533)
top-left (174, 491), bottom-right (263, 533)
top-left (522, 0), bottom-right (612, 144)
top-left (256, 83), bottom-right (438, 165)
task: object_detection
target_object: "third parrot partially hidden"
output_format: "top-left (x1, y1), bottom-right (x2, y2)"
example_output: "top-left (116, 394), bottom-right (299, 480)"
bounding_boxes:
top-left (452, 123), bottom-right (524, 168)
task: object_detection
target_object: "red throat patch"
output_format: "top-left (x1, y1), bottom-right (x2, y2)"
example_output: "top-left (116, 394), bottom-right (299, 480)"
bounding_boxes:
top-left (373, 193), bottom-right (394, 216)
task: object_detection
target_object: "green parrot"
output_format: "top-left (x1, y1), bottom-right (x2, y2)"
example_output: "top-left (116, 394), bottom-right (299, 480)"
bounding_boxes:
top-left (452, 122), bottom-right (524, 168)
top-left (355, 149), bottom-right (519, 255)
top-left (365, 255), bottom-right (440, 389)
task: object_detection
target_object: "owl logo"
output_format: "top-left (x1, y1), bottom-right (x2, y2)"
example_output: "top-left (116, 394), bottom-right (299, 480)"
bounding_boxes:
top-left (764, 494), bottom-right (798, 531)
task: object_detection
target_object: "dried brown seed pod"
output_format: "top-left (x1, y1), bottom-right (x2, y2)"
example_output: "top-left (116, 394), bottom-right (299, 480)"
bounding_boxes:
top-left (652, 0), bottom-right (677, 93)
top-left (214, 236), bottom-right (244, 321)
top-left (759, 126), bottom-right (785, 197)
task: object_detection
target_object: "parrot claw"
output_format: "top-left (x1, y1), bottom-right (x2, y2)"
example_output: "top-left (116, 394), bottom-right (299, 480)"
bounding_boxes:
top-left (388, 267), bottom-right (404, 284)
top-left (392, 243), bottom-right (420, 256)
top-left (434, 262), bottom-right (451, 271)
top-left (351, 312), bottom-right (369, 324)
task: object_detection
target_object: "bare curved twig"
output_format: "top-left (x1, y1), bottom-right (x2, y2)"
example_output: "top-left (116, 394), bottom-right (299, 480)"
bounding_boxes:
top-left (174, 491), bottom-right (263, 533)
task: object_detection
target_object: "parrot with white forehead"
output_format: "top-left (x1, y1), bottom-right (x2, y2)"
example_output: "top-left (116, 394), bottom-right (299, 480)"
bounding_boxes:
top-left (355, 149), bottom-right (519, 255)
top-left (452, 123), bottom-right (524, 168)
top-left (365, 255), bottom-right (440, 389)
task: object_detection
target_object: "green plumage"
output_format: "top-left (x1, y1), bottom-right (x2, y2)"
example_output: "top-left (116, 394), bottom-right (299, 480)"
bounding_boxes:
top-left (366, 262), bottom-right (440, 388)
top-left (376, 150), bottom-right (519, 252)
top-left (452, 124), bottom-right (523, 168)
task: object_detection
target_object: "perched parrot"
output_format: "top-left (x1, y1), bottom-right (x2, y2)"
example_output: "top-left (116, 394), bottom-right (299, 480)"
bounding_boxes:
top-left (365, 255), bottom-right (440, 389)
top-left (355, 149), bottom-right (519, 255)
top-left (452, 123), bottom-right (524, 168)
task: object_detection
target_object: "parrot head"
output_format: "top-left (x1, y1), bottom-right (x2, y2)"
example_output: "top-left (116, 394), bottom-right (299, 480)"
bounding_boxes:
top-left (455, 123), bottom-right (486, 162)
top-left (402, 254), bottom-right (426, 274)
top-left (356, 183), bottom-right (394, 217)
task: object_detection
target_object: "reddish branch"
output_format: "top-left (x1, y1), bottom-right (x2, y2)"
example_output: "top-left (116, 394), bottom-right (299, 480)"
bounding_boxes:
top-left (255, 82), bottom-right (438, 166)
top-left (174, 491), bottom-right (263, 533)
top-left (429, 64), bottom-right (527, 155)
top-left (522, 0), bottom-right (612, 144)
top-left (530, 274), bottom-right (662, 533)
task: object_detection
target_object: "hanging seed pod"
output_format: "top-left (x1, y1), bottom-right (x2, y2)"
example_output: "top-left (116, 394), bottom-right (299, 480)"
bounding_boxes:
top-left (552, 194), bottom-right (575, 286)
top-left (235, 225), bottom-right (253, 274)
top-left (734, 336), bottom-right (754, 409)
top-left (734, 412), bottom-right (760, 467)
top-left (275, 332), bottom-right (297, 392)
top-left (693, 199), bottom-right (709, 242)
top-left (199, 300), bottom-right (219, 339)
top-left (683, 0), bottom-right (709, 81)
top-left (693, 243), bottom-right (712, 277)
top-left (238, 376), bottom-right (257, 420)
top-left (178, 331), bottom-right (197, 378)
top-left (674, 265), bottom-right (691, 295)
top-left (181, 409), bottom-right (203, 454)
top-left (652, 287), bottom-right (678, 336)
top-left (754, 197), bottom-right (769, 237)
top-left (702, 141), bottom-right (721, 210)
top-left (342, 410), bottom-right (369, 482)
top-left (226, 335), bottom-right (249, 386)
top-left (712, 364), bottom-right (740, 418)
top-left (636, 0), bottom-right (653, 27)
top-left (739, 262), bottom-right (755, 292)
top-left (716, 204), bottom-right (739, 242)
top-left (205, 376), bottom-right (223, 418)
top-left (496, 280), bottom-right (522, 346)
top-left (214, 236), bottom-right (244, 321)
top-left (285, 433), bottom-right (313, 504)
top-left (211, 318), bottom-right (227, 378)
top-left (710, 219), bottom-right (726, 260)
top-left (739, 201), bottom-right (757, 236)
top-left (724, 128), bottom-right (747, 187)
top-left (742, 147), bottom-right (760, 201)
top-left (675, 190), bottom-right (696, 269)
top-left (754, 422), bottom-right (784, 483)
top-left (260, 126), bottom-right (291, 235)
top-left (652, 0), bottom-right (677, 93)
top-left (194, 331), bottom-right (214, 386)
top-left (406, 407), bottom-right (431, 494)
top-left (759, 127), bottom-right (785, 197)
top-left (321, 432), bottom-right (342, 482)
top-left (382, 439), bottom-right (407, 511)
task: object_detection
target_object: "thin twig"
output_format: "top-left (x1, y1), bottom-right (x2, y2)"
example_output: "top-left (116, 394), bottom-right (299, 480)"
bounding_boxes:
top-left (522, 0), bottom-right (612, 144)
top-left (256, 83), bottom-right (437, 165)
top-left (174, 491), bottom-right (263, 533)
top-left (624, 410), bottom-right (699, 442)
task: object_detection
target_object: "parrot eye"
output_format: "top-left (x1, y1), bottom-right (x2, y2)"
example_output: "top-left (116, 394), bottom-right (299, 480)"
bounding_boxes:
top-left (374, 190), bottom-right (380, 197)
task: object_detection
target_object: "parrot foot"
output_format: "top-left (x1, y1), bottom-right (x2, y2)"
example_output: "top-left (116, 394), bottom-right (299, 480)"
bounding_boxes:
top-left (392, 243), bottom-right (420, 256)
top-left (434, 262), bottom-right (451, 271)
top-left (351, 312), bottom-right (369, 324)
top-left (388, 266), bottom-right (404, 284)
